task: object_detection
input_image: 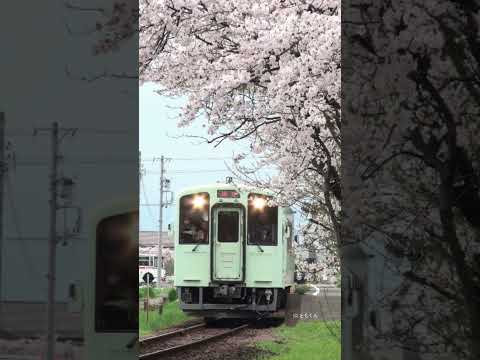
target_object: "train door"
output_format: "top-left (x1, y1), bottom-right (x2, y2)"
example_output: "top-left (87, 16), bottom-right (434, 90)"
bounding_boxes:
top-left (213, 207), bottom-right (243, 281)
top-left (85, 208), bottom-right (138, 359)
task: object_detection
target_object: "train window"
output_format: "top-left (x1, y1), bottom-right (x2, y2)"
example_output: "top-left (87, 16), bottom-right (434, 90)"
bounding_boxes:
top-left (95, 211), bottom-right (138, 333)
top-left (286, 219), bottom-right (293, 250)
top-left (139, 256), bottom-right (149, 266)
top-left (179, 193), bottom-right (210, 244)
top-left (217, 211), bottom-right (239, 243)
top-left (248, 194), bottom-right (278, 246)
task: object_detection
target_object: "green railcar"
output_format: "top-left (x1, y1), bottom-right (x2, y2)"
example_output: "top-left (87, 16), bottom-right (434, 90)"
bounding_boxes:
top-left (174, 183), bottom-right (295, 319)
top-left (67, 199), bottom-right (139, 359)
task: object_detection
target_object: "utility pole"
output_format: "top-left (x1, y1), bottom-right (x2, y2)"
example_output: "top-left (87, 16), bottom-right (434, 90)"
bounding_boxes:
top-left (158, 155), bottom-right (165, 287)
top-left (0, 112), bottom-right (5, 327)
top-left (35, 123), bottom-right (77, 360)
top-left (46, 121), bottom-right (59, 360)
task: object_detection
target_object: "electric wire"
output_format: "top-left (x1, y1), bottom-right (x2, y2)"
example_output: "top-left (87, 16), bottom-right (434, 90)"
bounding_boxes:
top-left (7, 128), bottom-right (134, 137)
top-left (5, 173), bottom-right (40, 279)
top-left (140, 176), bottom-right (156, 223)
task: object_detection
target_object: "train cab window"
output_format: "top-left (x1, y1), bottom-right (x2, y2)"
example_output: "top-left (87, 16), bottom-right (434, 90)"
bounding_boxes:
top-left (217, 211), bottom-right (239, 243)
top-left (247, 194), bottom-right (278, 246)
top-left (139, 256), bottom-right (149, 266)
top-left (95, 211), bottom-right (138, 332)
top-left (179, 193), bottom-right (210, 244)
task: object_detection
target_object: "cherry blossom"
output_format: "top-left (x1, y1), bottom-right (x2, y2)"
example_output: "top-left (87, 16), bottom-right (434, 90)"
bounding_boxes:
top-left (139, 0), bottom-right (341, 280)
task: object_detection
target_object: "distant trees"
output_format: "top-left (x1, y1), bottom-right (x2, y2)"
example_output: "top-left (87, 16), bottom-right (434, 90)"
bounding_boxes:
top-left (162, 248), bottom-right (174, 276)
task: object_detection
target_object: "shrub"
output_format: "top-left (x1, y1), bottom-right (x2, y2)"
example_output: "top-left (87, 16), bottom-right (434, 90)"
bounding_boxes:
top-left (168, 288), bottom-right (178, 302)
top-left (295, 284), bottom-right (312, 295)
top-left (335, 274), bottom-right (341, 288)
top-left (139, 287), bottom-right (158, 299)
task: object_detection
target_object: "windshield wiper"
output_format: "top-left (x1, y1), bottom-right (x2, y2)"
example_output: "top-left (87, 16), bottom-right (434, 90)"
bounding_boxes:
top-left (126, 335), bottom-right (138, 349)
top-left (256, 243), bottom-right (265, 253)
top-left (192, 243), bottom-right (200, 252)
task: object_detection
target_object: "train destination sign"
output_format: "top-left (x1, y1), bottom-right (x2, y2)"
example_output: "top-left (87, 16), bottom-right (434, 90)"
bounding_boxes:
top-left (217, 190), bottom-right (240, 198)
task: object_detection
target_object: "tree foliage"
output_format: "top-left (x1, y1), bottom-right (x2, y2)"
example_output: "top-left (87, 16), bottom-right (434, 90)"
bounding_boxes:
top-left (139, 0), bottom-right (341, 280)
top-left (344, 1), bottom-right (480, 358)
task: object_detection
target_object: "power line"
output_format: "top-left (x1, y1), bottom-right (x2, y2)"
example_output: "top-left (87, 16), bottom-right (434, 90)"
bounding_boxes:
top-left (168, 173), bottom-right (231, 178)
top-left (7, 128), bottom-right (135, 137)
top-left (5, 173), bottom-right (39, 278)
top-left (141, 156), bottom-right (231, 162)
top-left (145, 169), bottom-right (230, 174)
top-left (13, 159), bottom-right (138, 167)
top-left (140, 177), bottom-right (156, 222)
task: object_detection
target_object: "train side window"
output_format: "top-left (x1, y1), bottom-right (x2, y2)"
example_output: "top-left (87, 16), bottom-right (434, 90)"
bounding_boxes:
top-left (95, 211), bottom-right (138, 333)
top-left (179, 193), bottom-right (210, 244)
top-left (217, 211), bottom-right (239, 242)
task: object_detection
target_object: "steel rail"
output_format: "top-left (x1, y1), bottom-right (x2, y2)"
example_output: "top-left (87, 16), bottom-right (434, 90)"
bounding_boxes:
top-left (139, 323), bottom-right (249, 359)
top-left (140, 322), bottom-right (206, 345)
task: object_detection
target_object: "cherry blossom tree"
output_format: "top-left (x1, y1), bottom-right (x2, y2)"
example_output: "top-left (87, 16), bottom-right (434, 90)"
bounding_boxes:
top-left (344, 1), bottom-right (480, 358)
top-left (138, 0), bottom-right (341, 282)
top-left (85, 0), bottom-right (341, 281)
top-left (90, 1), bottom-right (480, 358)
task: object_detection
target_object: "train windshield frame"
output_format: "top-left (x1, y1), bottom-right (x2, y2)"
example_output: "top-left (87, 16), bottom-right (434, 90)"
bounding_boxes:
top-left (179, 192), bottom-right (210, 244)
top-left (247, 193), bottom-right (278, 246)
top-left (95, 211), bottom-right (138, 333)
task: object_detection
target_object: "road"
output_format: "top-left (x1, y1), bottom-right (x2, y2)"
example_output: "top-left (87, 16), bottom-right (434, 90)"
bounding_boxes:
top-left (308, 285), bottom-right (341, 297)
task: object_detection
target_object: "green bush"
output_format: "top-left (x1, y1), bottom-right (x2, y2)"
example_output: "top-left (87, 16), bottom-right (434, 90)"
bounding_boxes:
top-left (335, 274), bottom-right (341, 287)
top-left (139, 287), bottom-right (159, 299)
top-left (295, 284), bottom-right (312, 295)
top-left (168, 288), bottom-right (178, 302)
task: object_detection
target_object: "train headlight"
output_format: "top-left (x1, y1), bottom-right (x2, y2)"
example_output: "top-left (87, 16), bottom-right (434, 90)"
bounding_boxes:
top-left (192, 195), bottom-right (207, 209)
top-left (252, 197), bottom-right (266, 210)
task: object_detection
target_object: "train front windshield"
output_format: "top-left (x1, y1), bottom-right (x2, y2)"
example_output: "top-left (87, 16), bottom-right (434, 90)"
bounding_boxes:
top-left (179, 193), bottom-right (210, 244)
top-left (95, 211), bottom-right (138, 332)
top-left (248, 194), bottom-right (278, 246)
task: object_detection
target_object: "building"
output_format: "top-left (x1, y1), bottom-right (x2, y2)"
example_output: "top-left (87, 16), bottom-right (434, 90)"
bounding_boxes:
top-left (139, 231), bottom-right (174, 279)
top-left (139, 231), bottom-right (174, 249)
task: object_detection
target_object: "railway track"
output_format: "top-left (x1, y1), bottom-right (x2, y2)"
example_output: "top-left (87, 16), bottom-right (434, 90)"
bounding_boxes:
top-left (140, 322), bottom-right (249, 359)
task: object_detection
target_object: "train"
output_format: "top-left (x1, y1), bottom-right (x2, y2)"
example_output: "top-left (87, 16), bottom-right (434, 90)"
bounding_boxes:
top-left (173, 183), bottom-right (295, 320)
top-left (68, 199), bottom-right (138, 359)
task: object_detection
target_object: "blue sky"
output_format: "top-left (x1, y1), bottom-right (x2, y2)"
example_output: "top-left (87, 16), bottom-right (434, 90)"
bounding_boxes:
top-left (140, 83), bottom-right (250, 230)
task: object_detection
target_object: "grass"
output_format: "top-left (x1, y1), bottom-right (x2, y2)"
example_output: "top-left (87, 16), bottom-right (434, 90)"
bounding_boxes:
top-left (139, 286), bottom-right (172, 299)
top-left (256, 321), bottom-right (341, 360)
top-left (139, 300), bottom-right (192, 337)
